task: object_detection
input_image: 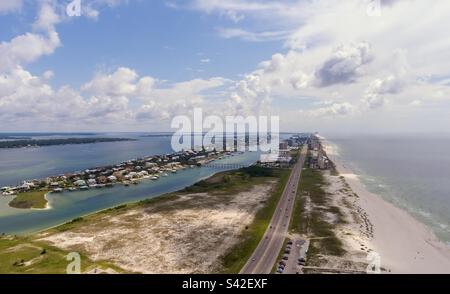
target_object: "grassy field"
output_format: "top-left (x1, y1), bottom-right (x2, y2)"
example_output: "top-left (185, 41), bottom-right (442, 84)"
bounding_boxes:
top-left (0, 235), bottom-right (124, 274)
top-left (9, 190), bottom-right (49, 209)
top-left (218, 168), bottom-right (291, 273)
top-left (289, 167), bottom-right (346, 259)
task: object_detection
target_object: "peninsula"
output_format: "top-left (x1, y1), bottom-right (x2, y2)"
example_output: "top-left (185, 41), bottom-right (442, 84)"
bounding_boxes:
top-left (0, 137), bottom-right (135, 149)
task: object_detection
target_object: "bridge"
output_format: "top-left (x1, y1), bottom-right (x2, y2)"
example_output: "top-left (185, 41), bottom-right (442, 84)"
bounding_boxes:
top-left (202, 163), bottom-right (252, 169)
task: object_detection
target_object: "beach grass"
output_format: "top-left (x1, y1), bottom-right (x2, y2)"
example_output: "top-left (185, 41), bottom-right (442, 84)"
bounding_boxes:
top-left (218, 168), bottom-right (291, 274)
top-left (38, 166), bottom-right (287, 274)
top-left (9, 190), bottom-right (49, 209)
top-left (290, 168), bottom-right (345, 259)
top-left (0, 235), bottom-right (124, 274)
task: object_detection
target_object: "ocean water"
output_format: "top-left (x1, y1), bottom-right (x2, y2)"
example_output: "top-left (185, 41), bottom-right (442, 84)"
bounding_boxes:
top-left (327, 134), bottom-right (450, 246)
top-left (0, 133), bottom-right (264, 235)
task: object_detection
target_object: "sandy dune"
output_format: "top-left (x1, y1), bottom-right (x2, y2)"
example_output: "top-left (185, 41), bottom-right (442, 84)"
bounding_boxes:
top-left (39, 183), bottom-right (275, 274)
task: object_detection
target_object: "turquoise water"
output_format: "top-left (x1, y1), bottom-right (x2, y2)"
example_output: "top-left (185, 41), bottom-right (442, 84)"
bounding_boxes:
top-left (0, 133), bottom-right (262, 235)
top-left (327, 134), bottom-right (450, 245)
top-left (0, 151), bottom-right (260, 235)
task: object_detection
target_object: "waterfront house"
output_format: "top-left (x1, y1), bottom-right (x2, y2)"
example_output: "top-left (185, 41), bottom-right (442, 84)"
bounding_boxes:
top-left (107, 175), bottom-right (118, 182)
top-left (88, 179), bottom-right (97, 187)
top-left (50, 182), bottom-right (60, 188)
top-left (74, 180), bottom-right (87, 187)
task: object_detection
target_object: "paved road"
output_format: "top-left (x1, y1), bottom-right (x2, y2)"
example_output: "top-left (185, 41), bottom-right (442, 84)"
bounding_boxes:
top-left (240, 147), bottom-right (307, 274)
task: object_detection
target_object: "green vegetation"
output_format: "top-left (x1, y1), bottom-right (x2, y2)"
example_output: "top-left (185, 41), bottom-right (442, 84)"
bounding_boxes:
top-left (181, 166), bottom-right (275, 195)
top-left (0, 137), bottom-right (136, 149)
top-left (3, 166), bottom-right (289, 274)
top-left (330, 160), bottom-right (340, 176)
top-left (290, 168), bottom-right (345, 259)
top-left (9, 190), bottom-right (49, 209)
top-left (0, 235), bottom-right (124, 274)
top-left (218, 168), bottom-right (291, 273)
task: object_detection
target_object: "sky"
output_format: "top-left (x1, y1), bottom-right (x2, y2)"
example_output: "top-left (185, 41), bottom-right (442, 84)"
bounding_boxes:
top-left (1, 0), bottom-right (450, 134)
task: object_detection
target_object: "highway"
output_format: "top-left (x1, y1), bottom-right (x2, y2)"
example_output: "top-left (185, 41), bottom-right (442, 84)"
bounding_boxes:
top-left (240, 147), bottom-right (307, 274)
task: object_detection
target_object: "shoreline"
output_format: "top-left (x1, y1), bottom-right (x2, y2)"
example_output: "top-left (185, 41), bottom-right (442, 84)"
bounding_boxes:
top-left (32, 167), bottom-right (284, 274)
top-left (27, 166), bottom-right (246, 237)
top-left (323, 140), bottom-right (450, 273)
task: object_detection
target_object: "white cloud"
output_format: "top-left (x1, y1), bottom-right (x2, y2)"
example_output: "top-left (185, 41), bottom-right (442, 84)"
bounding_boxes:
top-left (0, 3), bottom-right (60, 72)
top-left (82, 67), bottom-right (140, 96)
top-left (315, 42), bottom-right (373, 87)
top-left (3, 0), bottom-right (450, 132)
top-left (306, 102), bottom-right (357, 118)
top-left (0, 0), bottom-right (22, 14)
top-left (218, 28), bottom-right (292, 42)
top-left (199, 0), bottom-right (450, 132)
top-left (33, 3), bottom-right (60, 32)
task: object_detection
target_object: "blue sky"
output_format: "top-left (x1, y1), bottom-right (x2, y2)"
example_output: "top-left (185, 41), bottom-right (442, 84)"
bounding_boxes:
top-left (2, 1), bottom-right (284, 88)
top-left (1, 0), bottom-right (450, 133)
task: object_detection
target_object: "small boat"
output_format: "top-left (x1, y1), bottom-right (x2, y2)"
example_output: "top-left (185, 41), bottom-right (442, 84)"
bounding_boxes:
top-left (80, 186), bottom-right (89, 190)
top-left (171, 169), bottom-right (177, 173)
top-left (162, 173), bottom-right (169, 177)
top-left (151, 176), bottom-right (159, 180)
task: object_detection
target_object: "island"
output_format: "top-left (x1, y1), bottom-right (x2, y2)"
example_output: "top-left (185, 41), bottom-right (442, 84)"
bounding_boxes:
top-left (0, 136), bottom-right (32, 140)
top-left (0, 137), bottom-right (136, 149)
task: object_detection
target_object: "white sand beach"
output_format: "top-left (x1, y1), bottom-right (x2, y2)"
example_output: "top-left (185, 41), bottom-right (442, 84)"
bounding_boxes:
top-left (324, 142), bottom-right (450, 273)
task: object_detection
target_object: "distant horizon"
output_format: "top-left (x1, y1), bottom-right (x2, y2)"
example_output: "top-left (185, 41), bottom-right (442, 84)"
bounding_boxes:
top-left (1, 1), bottom-right (450, 133)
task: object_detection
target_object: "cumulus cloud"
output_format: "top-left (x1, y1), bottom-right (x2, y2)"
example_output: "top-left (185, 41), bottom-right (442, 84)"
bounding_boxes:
top-left (82, 67), bottom-right (140, 96)
top-left (192, 0), bottom-right (450, 131)
top-left (305, 102), bottom-right (357, 118)
top-left (3, 0), bottom-right (450, 132)
top-left (315, 42), bottom-right (373, 87)
top-left (0, 3), bottom-right (60, 72)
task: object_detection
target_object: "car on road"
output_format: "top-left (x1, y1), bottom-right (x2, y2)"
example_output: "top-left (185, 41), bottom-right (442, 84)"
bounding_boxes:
top-left (282, 255), bottom-right (289, 261)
